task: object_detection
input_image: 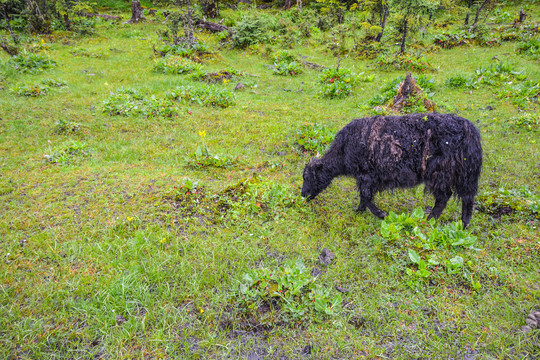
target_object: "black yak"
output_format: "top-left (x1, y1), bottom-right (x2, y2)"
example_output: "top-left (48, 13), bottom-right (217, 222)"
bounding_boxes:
top-left (301, 113), bottom-right (482, 227)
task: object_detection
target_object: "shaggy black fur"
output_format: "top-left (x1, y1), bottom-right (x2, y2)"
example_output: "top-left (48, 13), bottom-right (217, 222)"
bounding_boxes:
top-left (301, 113), bottom-right (483, 227)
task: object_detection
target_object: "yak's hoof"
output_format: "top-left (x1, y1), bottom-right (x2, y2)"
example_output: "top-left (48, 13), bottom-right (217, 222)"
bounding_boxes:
top-left (374, 211), bottom-right (387, 219)
top-left (355, 206), bottom-right (366, 213)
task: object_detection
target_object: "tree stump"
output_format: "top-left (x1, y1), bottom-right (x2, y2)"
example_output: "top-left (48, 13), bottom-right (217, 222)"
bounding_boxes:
top-left (386, 72), bottom-right (436, 113)
top-left (126, 0), bottom-right (145, 24)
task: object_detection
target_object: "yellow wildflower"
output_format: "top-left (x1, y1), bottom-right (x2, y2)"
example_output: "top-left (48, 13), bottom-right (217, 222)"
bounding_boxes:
top-left (198, 130), bottom-right (206, 138)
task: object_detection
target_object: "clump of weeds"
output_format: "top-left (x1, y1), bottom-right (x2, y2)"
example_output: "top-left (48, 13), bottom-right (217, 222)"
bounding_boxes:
top-left (231, 258), bottom-right (343, 327)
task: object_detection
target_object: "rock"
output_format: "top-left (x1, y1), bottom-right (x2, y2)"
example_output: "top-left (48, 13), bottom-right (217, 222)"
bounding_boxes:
top-left (318, 248), bottom-right (335, 265)
top-left (335, 285), bottom-right (349, 293)
top-left (310, 267), bottom-right (322, 277)
top-left (349, 315), bottom-right (366, 329)
top-left (301, 344), bottom-right (312, 355)
top-left (234, 82), bottom-right (245, 91)
top-left (115, 315), bottom-right (127, 325)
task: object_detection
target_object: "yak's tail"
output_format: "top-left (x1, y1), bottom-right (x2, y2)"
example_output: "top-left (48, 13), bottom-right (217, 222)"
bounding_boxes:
top-left (455, 119), bottom-right (483, 226)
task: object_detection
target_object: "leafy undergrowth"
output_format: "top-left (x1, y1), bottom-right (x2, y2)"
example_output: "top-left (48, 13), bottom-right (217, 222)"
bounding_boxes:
top-left (375, 208), bottom-right (485, 291)
top-left (516, 37), bottom-right (540, 60)
top-left (102, 87), bottom-right (179, 117)
top-left (511, 113), bottom-right (539, 132)
top-left (167, 175), bottom-right (305, 226)
top-left (43, 140), bottom-right (89, 165)
top-left (317, 66), bottom-right (374, 100)
top-left (232, 259), bottom-right (342, 327)
top-left (166, 85), bottom-right (235, 108)
top-left (295, 123), bottom-right (336, 154)
top-left (373, 52), bottom-right (435, 72)
top-left (271, 51), bottom-right (303, 76)
top-left (8, 52), bottom-right (57, 73)
top-left (477, 187), bottom-right (540, 219)
top-left (10, 78), bottom-right (66, 96)
top-left (153, 55), bottom-right (204, 75)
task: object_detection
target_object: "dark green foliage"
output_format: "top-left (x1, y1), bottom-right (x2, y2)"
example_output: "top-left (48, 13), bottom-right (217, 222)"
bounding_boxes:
top-left (8, 53), bottom-right (56, 73)
top-left (231, 17), bottom-right (271, 49)
top-left (433, 30), bottom-right (475, 49)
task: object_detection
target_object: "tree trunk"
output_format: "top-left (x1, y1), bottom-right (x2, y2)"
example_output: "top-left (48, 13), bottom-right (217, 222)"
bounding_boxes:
top-left (195, 19), bottom-right (230, 33)
top-left (464, 0), bottom-right (472, 25)
top-left (518, 9), bottom-right (526, 23)
top-left (297, 0), bottom-right (302, 11)
top-left (2, 6), bottom-right (19, 44)
top-left (375, 6), bottom-right (388, 42)
top-left (126, 0), bottom-right (145, 24)
top-left (63, 13), bottom-right (71, 30)
top-left (400, 17), bottom-right (408, 54)
top-left (202, 0), bottom-right (219, 18)
top-left (472, 0), bottom-right (489, 28)
top-left (283, 0), bottom-right (291, 10)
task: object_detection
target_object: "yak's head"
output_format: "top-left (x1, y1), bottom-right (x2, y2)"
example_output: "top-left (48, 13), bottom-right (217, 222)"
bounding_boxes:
top-left (301, 158), bottom-right (330, 200)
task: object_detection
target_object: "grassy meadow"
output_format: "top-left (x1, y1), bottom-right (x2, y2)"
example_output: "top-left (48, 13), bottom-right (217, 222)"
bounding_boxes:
top-left (0, 2), bottom-right (539, 359)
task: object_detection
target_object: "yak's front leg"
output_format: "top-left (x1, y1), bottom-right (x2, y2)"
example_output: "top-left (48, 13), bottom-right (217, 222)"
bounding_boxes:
top-left (356, 177), bottom-right (387, 219)
top-left (427, 189), bottom-right (452, 221)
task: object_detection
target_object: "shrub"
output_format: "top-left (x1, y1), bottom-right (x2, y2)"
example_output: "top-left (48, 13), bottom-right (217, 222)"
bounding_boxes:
top-left (153, 42), bottom-right (213, 62)
top-left (166, 85), bottom-right (235, 108)
top-left (102, 88), bottom-right (178, 117)
top-left (295, 123), bottom-right (335, 154)
top-left (234, 258), bottom-right (342, 325)
top-left (433, 30), bottom-right (474, 49)
top-left (232, 17), bottom-right (271, 49)
top-left (153, 55), bottom-right (204, 75)
top-left (272, 51), bottom-right (302, 76)
top-left (8, 53), bottom-right (57, 73)
top-left (373, 52), bottom-right (435, 72)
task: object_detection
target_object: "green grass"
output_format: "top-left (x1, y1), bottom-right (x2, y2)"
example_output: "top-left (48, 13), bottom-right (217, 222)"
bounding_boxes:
top-left (1, 4), bottom-right (539, 359)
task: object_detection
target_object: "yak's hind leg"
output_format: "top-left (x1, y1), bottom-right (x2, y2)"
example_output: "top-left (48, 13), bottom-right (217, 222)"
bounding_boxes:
top-left (461, 195), bottom-right (475, 228)
top-left (427, 189), bottom-right (452, 221)
top-left (356, 177), bottom-right (387, 219)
